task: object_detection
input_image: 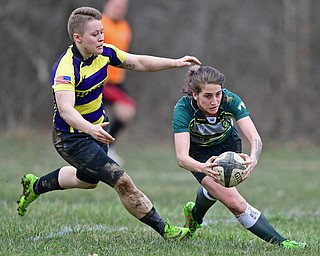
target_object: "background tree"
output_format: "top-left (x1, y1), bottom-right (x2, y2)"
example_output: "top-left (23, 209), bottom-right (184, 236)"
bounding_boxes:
top-left (1, 0), bottom-right (319, 145)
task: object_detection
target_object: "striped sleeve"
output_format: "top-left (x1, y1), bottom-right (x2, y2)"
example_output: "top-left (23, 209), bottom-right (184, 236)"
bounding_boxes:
top-left (52, 49), bottom-right (76, 92)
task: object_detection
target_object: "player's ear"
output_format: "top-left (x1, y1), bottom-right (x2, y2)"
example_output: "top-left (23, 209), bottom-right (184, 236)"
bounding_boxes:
top-left (192, 92), bottom-right (198, 101)
top-left (73, 33), bottom-right (82, 43)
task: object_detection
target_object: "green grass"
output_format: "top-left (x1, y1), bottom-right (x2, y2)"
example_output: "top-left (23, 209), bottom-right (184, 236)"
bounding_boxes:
top-left (0, 132), bottom-right (319, 255)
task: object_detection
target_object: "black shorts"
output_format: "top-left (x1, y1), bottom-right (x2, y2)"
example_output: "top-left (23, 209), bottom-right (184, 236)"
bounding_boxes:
top-left (189, 128), bottom-right (242, 183)
top-left (52, 128), bottom-right (124, 186)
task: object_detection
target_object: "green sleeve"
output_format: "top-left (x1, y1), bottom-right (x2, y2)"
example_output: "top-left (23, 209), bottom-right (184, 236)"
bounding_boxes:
top-left (172, 98), bottom-right (193, 133)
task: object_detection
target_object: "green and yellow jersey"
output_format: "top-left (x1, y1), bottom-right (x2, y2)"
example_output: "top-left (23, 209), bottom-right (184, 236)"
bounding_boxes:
top-left (172, 89), bottom-right (249, 146)
top-left (51, 43), bottom-right (126, 133)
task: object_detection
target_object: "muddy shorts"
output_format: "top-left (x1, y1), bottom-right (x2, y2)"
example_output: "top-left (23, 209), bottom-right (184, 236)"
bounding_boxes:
top-left (52, 128), bottom-right (124, 186)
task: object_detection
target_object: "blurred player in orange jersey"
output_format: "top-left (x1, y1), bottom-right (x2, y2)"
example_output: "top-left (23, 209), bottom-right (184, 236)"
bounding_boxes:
top-left (101, 0), bottom-right (135, 164)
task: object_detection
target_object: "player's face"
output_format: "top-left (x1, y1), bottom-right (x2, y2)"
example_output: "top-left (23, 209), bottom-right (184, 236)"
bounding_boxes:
top-left (193, 83), bottom-right (222, 116)
top-left (77, 20), bottom-right (104, 58)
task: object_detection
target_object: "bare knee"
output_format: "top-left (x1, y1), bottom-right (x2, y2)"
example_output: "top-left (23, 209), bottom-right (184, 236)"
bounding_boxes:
top-left (225, 198), bottom-right (247, 215)
top-left (113, 173), bottom-right (138, 195)
top-left (114, 173), bottom-right (134, 193)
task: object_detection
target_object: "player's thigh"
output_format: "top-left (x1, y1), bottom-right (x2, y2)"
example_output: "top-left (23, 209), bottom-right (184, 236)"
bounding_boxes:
top-left (53, 129), bottom-right (117, 185)
top-left (201, 176), bottom-right (247, 215)
top-left (53, 129), bottom-right (102, 168)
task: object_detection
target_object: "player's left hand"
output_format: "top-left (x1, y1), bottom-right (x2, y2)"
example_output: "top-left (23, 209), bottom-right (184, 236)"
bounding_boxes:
top-left (88, 122), bottom-right (115, 144)
top-left (175, 56), bottom-right (201, 67)
top-left (241, 154), bottom-right (258, 180)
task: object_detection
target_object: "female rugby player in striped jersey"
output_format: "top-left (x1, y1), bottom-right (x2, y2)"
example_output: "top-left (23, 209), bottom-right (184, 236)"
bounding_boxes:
top-left (17, 6), bottom-right (201, 240)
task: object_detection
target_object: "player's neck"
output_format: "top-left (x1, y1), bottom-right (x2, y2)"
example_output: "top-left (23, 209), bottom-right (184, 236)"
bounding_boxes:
top-left (72, 43), bottom-right (95, 64)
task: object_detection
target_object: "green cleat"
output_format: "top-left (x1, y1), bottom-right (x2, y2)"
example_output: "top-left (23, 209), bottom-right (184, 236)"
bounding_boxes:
top-left (163, 220), bottom-right (190, 240)
top-left (280, 240), bottom-right (307, 249)
top-left (17, 174), bottom-right (39, 217)
top-left (183, 202), bottom-right (202, 238)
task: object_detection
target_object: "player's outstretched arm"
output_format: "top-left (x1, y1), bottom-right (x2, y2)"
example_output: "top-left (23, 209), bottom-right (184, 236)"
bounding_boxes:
top-left (120, 53), bottom-right (201, 72)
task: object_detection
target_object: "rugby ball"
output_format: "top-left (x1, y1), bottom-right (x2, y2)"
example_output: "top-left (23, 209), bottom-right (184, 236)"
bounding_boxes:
top-left (213, 151), bottom-right (246, 188)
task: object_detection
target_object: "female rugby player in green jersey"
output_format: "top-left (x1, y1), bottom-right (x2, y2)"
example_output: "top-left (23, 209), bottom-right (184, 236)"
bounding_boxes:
top-left (172, 65), bottom-right (306, 248)
top-left (17, 6), bottom-right (201, 240)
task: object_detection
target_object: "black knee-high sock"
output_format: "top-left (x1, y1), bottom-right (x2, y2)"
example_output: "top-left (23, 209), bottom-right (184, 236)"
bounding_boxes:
top-left (33, 168), bottom-right (63, 195)
top-left (109, 119), bottom-right (125, 139)
top-left (139, 207), bottom-right (166, 236)
top-left (248, 213), bottom-right (287, 244)
top-left (193, 186), bottom-right (217, 224)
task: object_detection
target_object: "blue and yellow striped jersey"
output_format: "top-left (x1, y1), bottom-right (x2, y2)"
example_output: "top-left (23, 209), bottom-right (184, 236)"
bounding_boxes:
top-left (51, 43), bottom-right (126, 133)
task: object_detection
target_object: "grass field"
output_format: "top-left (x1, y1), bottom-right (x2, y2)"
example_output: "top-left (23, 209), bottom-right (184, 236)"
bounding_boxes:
top-left (0, 132), bottom-right (319, 255)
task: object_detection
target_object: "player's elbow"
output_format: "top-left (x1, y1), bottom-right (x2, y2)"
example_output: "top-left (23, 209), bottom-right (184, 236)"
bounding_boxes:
top-left (177, 159), bottom-right (183, 168)
top-left (58, 109), bottom-right (69, 122)
top-left (176, 155), bottom-right (186, 168)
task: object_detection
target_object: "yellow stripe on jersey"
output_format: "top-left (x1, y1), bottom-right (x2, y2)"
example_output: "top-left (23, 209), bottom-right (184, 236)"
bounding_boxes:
top-left (92, 115), bottom-right (105, 125)
top-left (52, 53), bottom-right (76, 92)
top-left (51, 43), bottom-right (126, 133)
top-left (75, 95), bottom-right (102, 115)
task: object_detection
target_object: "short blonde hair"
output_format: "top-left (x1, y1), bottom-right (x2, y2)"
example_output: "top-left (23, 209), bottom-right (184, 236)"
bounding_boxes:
top-left (67, 7), bottom-right (102, 41)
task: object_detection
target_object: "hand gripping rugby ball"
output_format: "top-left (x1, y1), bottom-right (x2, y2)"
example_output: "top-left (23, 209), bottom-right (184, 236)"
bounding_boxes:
top-left (213, 151), bottom-right (246, 188)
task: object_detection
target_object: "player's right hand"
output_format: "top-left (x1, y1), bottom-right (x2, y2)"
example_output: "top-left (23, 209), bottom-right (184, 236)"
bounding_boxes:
top-left (175, 55), bottom-right (201, 67)
top-left (201, 156), bottom-right (220, 183)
